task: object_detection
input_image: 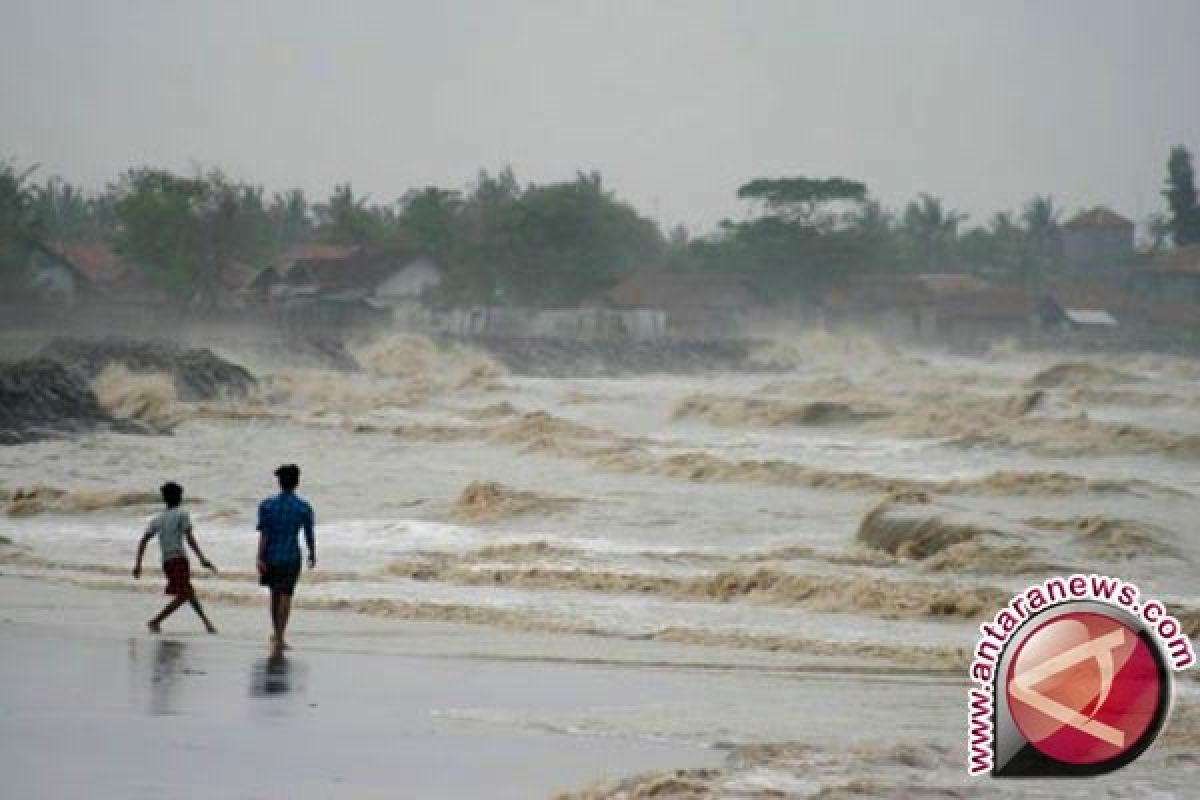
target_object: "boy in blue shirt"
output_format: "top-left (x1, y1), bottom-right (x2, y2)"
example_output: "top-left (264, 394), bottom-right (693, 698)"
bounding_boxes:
top-left (257, 464), bottom-right (315, 651)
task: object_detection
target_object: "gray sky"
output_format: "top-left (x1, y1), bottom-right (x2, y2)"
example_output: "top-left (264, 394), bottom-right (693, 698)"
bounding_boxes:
top-left (3, 0), bottom-right (1198, 235)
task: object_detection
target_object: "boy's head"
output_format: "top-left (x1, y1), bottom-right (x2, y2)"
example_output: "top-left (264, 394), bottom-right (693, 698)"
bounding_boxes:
top-left (160, 481), bottom-right (183, 508)
top-left (275, 464), bottom-right (300, 492)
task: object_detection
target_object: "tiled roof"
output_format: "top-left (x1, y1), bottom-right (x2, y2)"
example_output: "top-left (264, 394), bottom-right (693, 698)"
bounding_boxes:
top-left (1064, 207), bottom-right (1134, 230)
top-left (52, 241), bottom-right (131, 283)
top-left (272, 243), bottom-right (363, 271)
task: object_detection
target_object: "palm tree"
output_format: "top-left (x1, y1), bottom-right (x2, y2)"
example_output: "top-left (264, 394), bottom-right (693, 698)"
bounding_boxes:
top-left (901, 193), bottom-right (967, 272)
top-left (1020, 194), bottom-right (1061, 280)
top-left (0, 160), bottom-right (47, 285)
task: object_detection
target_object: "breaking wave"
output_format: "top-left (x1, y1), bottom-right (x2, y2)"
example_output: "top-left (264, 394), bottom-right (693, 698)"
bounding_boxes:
top-left (381, 558), bottom-right (1008, 620)
top-left (4, 485), bottom-right (164, 516)
top-left (1023, 515), bottom-right (1182, 560)
top-left (351, 333), bottom-right (505, 389)
top-left (1028, 361), bottom-right (1140, 388)
top-left (673, 393), bottom-right (889, 427)
top-left (91, 365), bottom-right (183, 432)
top-left (450, 480), bottom-right (579, 523)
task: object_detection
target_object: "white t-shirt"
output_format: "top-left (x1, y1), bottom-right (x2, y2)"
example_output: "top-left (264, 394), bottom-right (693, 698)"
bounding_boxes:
top-left (146, 507), bottom-right (192, 563)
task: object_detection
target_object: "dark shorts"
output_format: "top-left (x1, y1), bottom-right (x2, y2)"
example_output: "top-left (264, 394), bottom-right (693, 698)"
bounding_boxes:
top-left (260, 561), bottom-right (302, 595)
top-left (163, 556), bottom-right (194, 599)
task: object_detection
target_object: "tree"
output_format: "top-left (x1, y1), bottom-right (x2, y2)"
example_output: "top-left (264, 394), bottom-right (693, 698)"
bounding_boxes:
top-left (686, 176), bottom-right (877, 298)
top-left (503, 171), bottom-right (662, 305)
top-left (113, 168), bottom-right (275, 305)
top-left (113, 168), bottom-right (208, 301)
top-left (268, 189), bottom-right (313, 251)
top-left (1164, 145), bottom-right (1200, 246)
top-left (900, 194), bottom-right (967, 272)
top-left (314, 184), bottom-right (387, 245)
top-left (845, 200), bottom-right (897, 273)
top-left (0, 159), bottom-right (44, 288)
top-left (736, 176), bottom-right (867, 226)
top-left (1019, 194), bottom-right (1061, 281)
top-left (396, 187), bottom-right (463, 260)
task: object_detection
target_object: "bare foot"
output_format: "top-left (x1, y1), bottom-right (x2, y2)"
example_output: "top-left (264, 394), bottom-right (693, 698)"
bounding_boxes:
top-left (147, 621), bottom-right (161, 634)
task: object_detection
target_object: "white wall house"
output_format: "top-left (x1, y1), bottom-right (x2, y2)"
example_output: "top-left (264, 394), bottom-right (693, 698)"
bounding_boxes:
top-left (372, 256), bottom-right (443, 307)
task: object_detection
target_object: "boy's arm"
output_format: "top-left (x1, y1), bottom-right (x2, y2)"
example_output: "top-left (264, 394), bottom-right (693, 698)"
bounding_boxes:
top-left (304, 507), bottom-right (316, 568)
top-left (185, 521), bottom-right (216, 573)
top-left (257, 532), bottom-right (267, 576)
top-left (132, 533), bottom-right (153, 578)
top-left (256, 501), bottom-right (268, 575)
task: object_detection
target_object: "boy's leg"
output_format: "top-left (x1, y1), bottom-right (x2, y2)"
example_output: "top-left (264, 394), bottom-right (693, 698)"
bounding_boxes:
top-left (276, 593), bottom-right (293, 647)
top-left (269, 591), bottom-right (283, 645)
top-left (148, 597), bottom-right (186, 632)
top-left (188, 598), bottom-right (217, 634)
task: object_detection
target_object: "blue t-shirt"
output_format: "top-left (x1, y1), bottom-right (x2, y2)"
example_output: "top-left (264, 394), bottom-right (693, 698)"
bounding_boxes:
top-left (257, 492), bottom-right (315, 565)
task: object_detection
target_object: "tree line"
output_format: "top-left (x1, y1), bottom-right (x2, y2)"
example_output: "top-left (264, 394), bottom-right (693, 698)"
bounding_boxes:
top-left (2, 145), bottom-right (1199, 309)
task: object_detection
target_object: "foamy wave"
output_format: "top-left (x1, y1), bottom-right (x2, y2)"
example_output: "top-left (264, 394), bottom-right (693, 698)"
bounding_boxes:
top-left (380, 557), bottom-right (1007, 620)
top-left (1029, 360), bottom-right (1141, 388)
top-left (91, 365), bottom-right (183, 432)
top-left (4, 485), bottom-right (163, 516)
top-left (450, 480), bottom-right (579, 523)
top-left (351, 333), bottom-right (505, 389)
top-left (1024, 515), bottom-right (1183, 560)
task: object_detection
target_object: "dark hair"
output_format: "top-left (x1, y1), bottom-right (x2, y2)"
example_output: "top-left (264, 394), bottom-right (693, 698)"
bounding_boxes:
top-left (275, 464), bottom-right (300, 491)
top-left (160, 482), bottom-right (183, 507)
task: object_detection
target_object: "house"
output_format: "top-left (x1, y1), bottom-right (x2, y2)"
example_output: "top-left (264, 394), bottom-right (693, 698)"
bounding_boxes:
top-left (280, 246), bottom-right (440, 303)
top-left (821, 273), bottom-right (990, 341)
top-left (41, 241), bottom-right (169, 308)
top-left (933, 289), bottom-right (1065, 350)
top-left (1061, 207), bottom-right (1135, 274)
top-left (1131, 244), bottom-right (1200, 303)
top-left (30, 247), bottom-right (93, 307)
top-left (597, 268), bottom-right (754, 340)
top-left (371, 254), bottom-right (443, 308)
top-left (822, 276), bottom-right (939, 340)
top-left (274, 245), bottom-right (443, 329)
top-left (272, 243), bottom-right (364, 275)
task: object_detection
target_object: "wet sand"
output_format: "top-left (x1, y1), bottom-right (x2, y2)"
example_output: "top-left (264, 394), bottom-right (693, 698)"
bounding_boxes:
top-left (0, 576), bottom-right (731, 799)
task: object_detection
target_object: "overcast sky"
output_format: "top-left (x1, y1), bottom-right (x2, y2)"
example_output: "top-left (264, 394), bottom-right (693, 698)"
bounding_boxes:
top-left (3, 0), bottom-right (1198, 234)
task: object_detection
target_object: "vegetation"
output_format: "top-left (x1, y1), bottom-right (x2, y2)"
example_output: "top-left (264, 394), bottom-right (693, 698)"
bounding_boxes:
top-left (0, 160), bottom-right (44, 288)
top-left (0, 143), bottom-right (1193, 309)
top-left (1164, 145), bottom-right (1200, 247)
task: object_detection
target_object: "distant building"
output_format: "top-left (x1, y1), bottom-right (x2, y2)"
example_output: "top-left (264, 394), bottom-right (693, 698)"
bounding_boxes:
top-left (932, 290), bottom-right (1066, 351)
top-left (1131, 244), bottom-right (1200, 303)
top-left (272, 243), bottom-right (364, 275)
top-left (40, 241), bottom-right (169, 308)
top-left (1061, 207), bottom-right (1134, 274)
top-left (274, 245), bottom-right (443, 328)
top-left (30, 248), bottom-right (91, 307)
top-left (821, 273), bottom-right (989, 341)
top-left (598, 268), bottom-right (754, 340)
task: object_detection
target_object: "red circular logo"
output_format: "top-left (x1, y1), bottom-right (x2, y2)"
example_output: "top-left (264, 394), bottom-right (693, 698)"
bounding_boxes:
top-left (1006, 611), bottom-right (1163, 765)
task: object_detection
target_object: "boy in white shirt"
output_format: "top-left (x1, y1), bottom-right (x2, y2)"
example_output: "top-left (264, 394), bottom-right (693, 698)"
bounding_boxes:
top-left (133, 482), bottom-right (219, 633)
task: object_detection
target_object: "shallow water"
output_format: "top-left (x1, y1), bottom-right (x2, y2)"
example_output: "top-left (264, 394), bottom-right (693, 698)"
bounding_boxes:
top-left (3, 336), bottom-right (1199, 795)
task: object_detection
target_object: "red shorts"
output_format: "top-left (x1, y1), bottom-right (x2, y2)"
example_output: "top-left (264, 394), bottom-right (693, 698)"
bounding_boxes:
top-left (163, 556), bottom-right (194, 599)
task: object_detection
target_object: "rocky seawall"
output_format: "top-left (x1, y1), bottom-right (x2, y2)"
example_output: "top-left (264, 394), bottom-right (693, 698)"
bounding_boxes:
top-left (0, 358), bottom-right (146, 444)
top-left (1, 338), bottom-right (259, 445)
